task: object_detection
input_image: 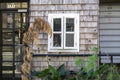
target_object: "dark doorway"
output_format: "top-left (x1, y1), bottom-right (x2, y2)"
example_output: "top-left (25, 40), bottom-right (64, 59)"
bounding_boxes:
top-left (0, 1), bottom-right (29, 80)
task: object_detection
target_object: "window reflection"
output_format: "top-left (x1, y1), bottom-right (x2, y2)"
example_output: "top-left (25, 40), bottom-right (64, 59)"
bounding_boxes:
top-left (53, 34), bottom-right (61, 47)
top-left (7, 13), bottom-right (13, 28)
top-left (2, 13), bottom-right (13, 28)
top-left (66, 18), bottom-right (74, 32)
top-left (66, 34), bottom-right (74, 47)
top-left (2, 13), bottom-right (14, 28)
top-left (3, 32), bottom-right (13, 44)
top-left (3, 52), bottom-right (13, 61)
top-left (15, 62), bottom-right (21, 75)
top-left (53, 18), bottom-right (61, 31)
top-left (15, 13), bottom-right (21, 28)
top-left (2, 13), bottom-right (7, 28)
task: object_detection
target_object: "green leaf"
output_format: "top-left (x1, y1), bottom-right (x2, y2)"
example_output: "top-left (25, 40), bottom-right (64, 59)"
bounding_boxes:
top-left (38, 69), bottom-right (49, 78)
top-left (92, 47), bottom-right (99, 54)
top-left (57, 64), bottom-right (66, 77)
top-left (85, 55), bottom-right (98, 71)
top-left (75, 57), bottom-right (84, 67)
top-left (107, 72), bottom-right (113, 80)
top-left (48, 65), bottom-right (58, 76)
top-left (31, 70), bottom-right (40, 76)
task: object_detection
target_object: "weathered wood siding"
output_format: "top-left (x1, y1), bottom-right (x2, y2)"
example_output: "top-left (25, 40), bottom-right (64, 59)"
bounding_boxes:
top-left (30, 0), bottom-right (99, 54)
top-left (29, 0), bottom-right (99, 78)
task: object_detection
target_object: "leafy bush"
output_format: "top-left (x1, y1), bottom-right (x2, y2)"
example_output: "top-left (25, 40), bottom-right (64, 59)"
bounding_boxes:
top-left (32, 64), bottom-right (75, 80)
top-left (31, 47), bottom-right (120, 80)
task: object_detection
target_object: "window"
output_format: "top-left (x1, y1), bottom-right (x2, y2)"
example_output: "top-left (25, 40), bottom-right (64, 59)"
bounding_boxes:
top-left (48, 14), bottom-right (79, 52)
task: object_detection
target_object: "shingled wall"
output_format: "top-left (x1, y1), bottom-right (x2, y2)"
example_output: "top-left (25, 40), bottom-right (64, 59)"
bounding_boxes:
top-left (29, 0), bottom-right (99, 79)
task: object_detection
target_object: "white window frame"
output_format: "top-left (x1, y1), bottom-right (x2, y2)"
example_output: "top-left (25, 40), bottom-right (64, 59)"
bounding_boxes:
top-left (48, 14), bottom-right (79, 52)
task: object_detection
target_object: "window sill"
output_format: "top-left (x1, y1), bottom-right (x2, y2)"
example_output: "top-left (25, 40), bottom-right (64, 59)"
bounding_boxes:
top-left (48, 49), bottom-right (79, 52)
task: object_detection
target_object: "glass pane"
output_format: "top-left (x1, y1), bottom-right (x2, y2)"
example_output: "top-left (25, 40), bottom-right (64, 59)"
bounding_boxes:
top-left (15, 34), bottom-right (20, 44)
top-left (3, 52), bottom-right (13, 61)
top-left (2, 46), bottom-right (14, 52)
top-left (0, 3), bottom-right (6, 9)
top-left (2, 13), bottom-right (7, 28)
top-left (66, 34), bottom-right (74, 47)
top-left (2, 71), bottom-right (13, 74)
top-left (15, 13), bottom-right (21, 28)
top-left (53, 34), bottom-right (61, 47)
top-left (22, 2), bottom-right (28, 8)
top-left (15, 3), bottom-right (21, 8)
top-left (22, 13), bottom-right (27, 30)
top-left (2, 13), bottom-right (14, 28)
top-left (53, 18), bottom-right (61, 31)
top-left (15, 46), bottom-right (22, 61)
top-left (7, 13), bottom-right (14, 28)
top-left (66, 18), bottom-right (74, 32)
top-left (15, 62), bottom-right (22, 75)
top-left (2, 29), bottom-right (13, 33)
top-left (3, 32), bottom-right (13, 44)
top-left (2, 62), bottom-right (13, 66)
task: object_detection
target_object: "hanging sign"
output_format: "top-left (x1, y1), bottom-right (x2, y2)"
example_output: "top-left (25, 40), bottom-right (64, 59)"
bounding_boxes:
top-left (7, 3), bottom-right (16, 8)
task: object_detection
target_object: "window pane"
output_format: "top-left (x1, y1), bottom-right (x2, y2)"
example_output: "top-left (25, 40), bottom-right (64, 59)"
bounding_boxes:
top-left (3, 32), bottom-right (13, 44)
top-left (3, 52), bottom-right (13, 61)
top-left (53, 18), bottom-right (61, 31)
top-left (15, 62), bottom-right (22, 75)
top-left (66, 18), bottom-right (74, 32)
top-left (22, 2), bottom-right (28, 8)
top-left (2, 46), bottom-right (13, 52)
top-left (53, 34), bottom-right (61, 47)
top-left (15, 13), bottom-right (21, 28)
top-left (2, 62), bottom-right (13, 66)
top-left (2, 13), bottom-right (13, 28)
top-left (2, 13), bottom-right (7, 28)
top-left (0, 3), bottom-right (6, 9)
top-left (66, 34), bottom-right (74, 47)
top-left (15, 46), bottom-right (23, 61)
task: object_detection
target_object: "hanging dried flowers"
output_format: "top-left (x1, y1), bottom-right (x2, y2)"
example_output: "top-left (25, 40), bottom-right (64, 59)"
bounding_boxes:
top-left (21, 17), bottom-right (52, 80)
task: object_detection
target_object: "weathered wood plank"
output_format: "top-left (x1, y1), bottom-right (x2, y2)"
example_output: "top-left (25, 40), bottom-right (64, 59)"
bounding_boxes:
top-left (100, 30), bottom-right (120, 35)
top-left (100, 17), bottom-right (120, 23)
top-left (100, 5), bottom-right (120, 11)
top-left (101, 48), bottom-right (120, 54)
top-left (100, 41), bottom-right (120, 47)
top-left (100, 11), bottom-right (120, 17)
top-left (100, 24), bottom-right (120, 29)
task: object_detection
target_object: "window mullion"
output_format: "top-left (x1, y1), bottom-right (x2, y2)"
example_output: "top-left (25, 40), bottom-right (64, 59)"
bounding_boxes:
top-left (61, 16), bottom-right (63, 49)
top-left (63, 16), bottom-right (66, 49)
